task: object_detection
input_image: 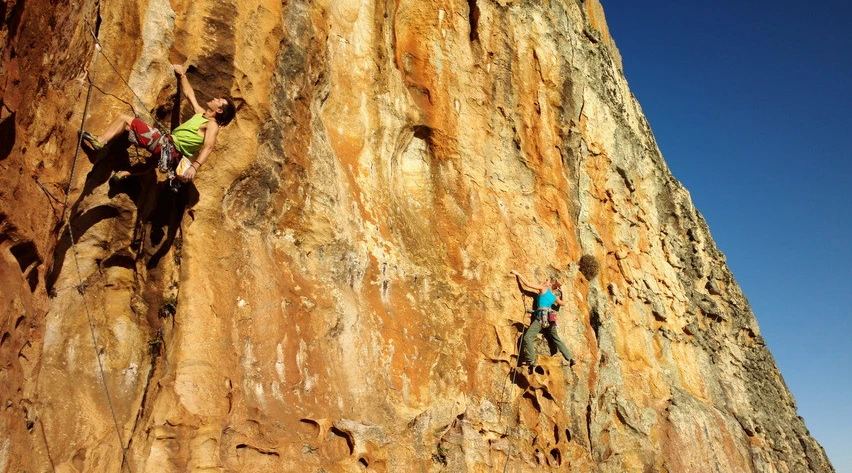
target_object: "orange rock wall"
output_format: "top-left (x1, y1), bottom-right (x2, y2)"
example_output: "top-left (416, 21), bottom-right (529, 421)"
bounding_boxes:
top-left (0, 0), bottom-right (834, 472)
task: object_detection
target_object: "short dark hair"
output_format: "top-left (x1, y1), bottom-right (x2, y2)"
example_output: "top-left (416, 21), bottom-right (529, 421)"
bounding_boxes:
top-left (216, 97), bottom-right (236, 126)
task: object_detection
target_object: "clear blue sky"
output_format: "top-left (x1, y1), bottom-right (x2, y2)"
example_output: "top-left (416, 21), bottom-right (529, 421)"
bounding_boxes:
top-left (602, 1), bottom-right (852, 471)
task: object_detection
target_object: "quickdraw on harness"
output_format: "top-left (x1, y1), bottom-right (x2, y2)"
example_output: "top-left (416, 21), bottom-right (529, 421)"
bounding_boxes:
top-left (136, 131), bottom-right (184, 192)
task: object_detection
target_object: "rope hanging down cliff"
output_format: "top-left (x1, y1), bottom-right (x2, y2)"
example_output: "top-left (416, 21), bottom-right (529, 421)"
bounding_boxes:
top-left (62, 24), bottom-right (134, 473)
top-left (495, 294), bottom-right (533, 473)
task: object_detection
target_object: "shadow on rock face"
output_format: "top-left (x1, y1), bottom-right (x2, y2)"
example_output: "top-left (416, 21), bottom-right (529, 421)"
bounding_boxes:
top-left (145, 180), bottom-right (199, 270)
top-left (46, 143), bottom-right (199, 294)
top-left (0, 112), bottom-right (16, 161)
top-left (511, 368), bottom-right (531, 391)
top-left (46, 203), bottom-right (122, 294)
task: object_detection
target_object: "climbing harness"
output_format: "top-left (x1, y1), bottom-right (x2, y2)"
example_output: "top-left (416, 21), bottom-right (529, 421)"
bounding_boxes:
top-left (61, 23), bottom-right (134, 473)
top-left (157, 136), bottom-right (185, 193)
top-left (534, 308), bottom-right (556, 329)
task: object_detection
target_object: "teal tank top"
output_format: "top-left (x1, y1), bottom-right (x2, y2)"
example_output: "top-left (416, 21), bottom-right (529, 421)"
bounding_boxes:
top-left (171, 114), bottom-right (209, 157)
top-left (537, 289), bottom-right (556, 309)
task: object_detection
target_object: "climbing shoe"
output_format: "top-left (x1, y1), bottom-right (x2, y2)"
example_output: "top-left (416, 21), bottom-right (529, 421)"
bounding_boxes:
top-left (80, 131), bottom-right (105, 150)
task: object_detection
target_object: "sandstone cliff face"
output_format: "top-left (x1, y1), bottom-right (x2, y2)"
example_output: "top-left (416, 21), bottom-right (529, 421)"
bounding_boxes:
top-left (0, 0), bottom-right (835, 472)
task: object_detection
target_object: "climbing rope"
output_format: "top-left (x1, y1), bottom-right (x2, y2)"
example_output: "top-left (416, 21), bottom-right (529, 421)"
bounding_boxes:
top-left (62, 24), bottom-right (134, 473)
top-left (62, 31), bottom-right (99, 219)
top-left (83, 20), bottom-right (167, 131)
top-left (32, 176), bottom-right (66, 221)
top-left (496, 294), bottom-right (533, 473)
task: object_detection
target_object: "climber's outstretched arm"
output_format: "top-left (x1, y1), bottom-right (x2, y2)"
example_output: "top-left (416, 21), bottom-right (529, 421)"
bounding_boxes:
top-left (510, 270), bottom-right (546, 293)
top-left (173, 64), bottom-right (205, 114)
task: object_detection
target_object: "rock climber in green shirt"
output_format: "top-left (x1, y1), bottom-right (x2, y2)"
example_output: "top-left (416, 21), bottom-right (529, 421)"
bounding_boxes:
top-left (82, 64), bottom-right (235, 183)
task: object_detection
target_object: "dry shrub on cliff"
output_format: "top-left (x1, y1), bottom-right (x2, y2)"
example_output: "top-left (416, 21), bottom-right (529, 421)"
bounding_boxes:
top-left (579, 255), bottom-right (599, 280)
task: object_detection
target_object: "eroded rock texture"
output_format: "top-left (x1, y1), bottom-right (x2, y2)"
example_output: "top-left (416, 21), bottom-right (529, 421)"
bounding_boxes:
top-left (0, 0), bottom-right (835, 471)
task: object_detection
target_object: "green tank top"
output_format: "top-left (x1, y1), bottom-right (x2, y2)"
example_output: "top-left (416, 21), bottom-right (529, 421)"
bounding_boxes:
top-left (170, 113), bottom-right (210, 157)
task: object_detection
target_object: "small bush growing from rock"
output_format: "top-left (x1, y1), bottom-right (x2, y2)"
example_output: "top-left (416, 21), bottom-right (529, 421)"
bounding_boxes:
top-left (159, 295), bottom-right (178, 318)
top-left (579, 255), bottom-right (599, 280)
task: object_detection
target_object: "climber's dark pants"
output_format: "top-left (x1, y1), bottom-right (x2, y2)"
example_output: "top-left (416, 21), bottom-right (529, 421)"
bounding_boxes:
top-left (522, 319), bottom-right (571, 364)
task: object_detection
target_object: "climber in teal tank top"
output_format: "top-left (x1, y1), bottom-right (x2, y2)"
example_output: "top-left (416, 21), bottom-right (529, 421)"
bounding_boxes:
top-left (81, 63), bottom-right (237, 184)
top-left (510, 270), bottom-right (573, 370)
top-left (536, 287), bottom-right (557, 310)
